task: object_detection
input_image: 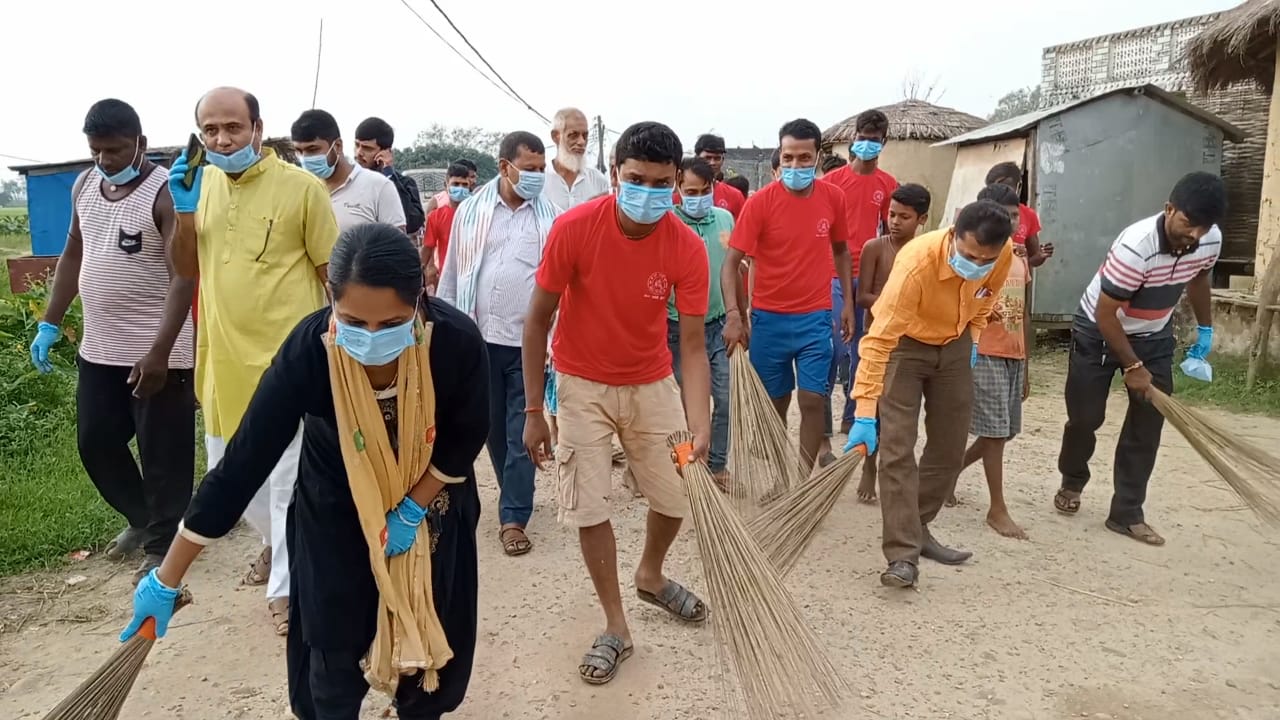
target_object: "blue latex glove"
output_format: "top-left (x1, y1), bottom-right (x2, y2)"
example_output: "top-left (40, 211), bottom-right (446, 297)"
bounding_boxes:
top-left (1187, 325), bottom-right (1214, 360)
top-left (843, 417), bottom-right (878, 456)
top-left (970, 344), bottom-right (979, 368)
top-left (30, 321), bottom-right (61, 374)
top-left (384, 496), bottom-right (428, 557)
top-left (167, 150), bottom-right (202, 213)
top-left (120, 568), bottom-right (180, 641)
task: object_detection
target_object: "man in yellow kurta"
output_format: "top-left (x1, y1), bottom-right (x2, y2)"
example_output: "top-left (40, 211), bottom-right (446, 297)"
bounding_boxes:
top-left (846, 200), bottom-right (1013, 589)
top-left (168, 86), bottom-right (339, 634)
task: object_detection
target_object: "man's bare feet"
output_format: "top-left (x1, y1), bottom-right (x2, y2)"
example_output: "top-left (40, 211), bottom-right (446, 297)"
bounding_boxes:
top-left (986, 508), bottom-right (1027, 539)
top-left (856, 472), bottom-right (877, 503)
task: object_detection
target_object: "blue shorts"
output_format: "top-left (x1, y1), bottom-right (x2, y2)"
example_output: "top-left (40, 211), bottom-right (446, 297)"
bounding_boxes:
top-left (749, 308), bottom-right (834, 398)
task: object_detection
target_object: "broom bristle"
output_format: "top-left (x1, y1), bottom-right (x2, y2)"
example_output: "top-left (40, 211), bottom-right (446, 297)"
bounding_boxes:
top-left (1148, 388), bottom-right (1280, 525)
top-left (669, 431), bottom-right (847, 720)
top-left (746, 450), bottom-right (864, 576)
top-left (729, 351), bottom-right (806, 511)
top-left (43, 588), bottom-right (194, 720)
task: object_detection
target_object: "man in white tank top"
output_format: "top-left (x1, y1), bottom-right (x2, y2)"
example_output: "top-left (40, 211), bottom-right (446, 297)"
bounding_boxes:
top-left (30, 98), bottom-right (196, 586)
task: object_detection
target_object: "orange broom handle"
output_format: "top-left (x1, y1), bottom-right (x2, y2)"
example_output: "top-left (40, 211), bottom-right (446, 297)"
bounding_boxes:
top-left (137, 617), bottom-right (158, 641)
top-left (671, 441), bottom-right (695, 469)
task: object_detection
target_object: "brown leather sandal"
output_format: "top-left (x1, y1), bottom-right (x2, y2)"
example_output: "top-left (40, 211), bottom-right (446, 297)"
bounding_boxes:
top-left (268, 597), bottom-right (289, 636)
top-left (242, 546), bottom-right (271, 586)
top-left (499, 527), bottom-right (532, 556)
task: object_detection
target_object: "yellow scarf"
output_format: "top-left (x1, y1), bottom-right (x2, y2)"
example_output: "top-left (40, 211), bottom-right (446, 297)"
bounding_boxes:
top-left (325, 316), bottom-right (453, 696)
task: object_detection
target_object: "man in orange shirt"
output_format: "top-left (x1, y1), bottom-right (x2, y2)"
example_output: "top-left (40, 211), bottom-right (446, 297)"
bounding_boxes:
top-left (422, 162), bottom-right (472, 291)
top-left (521, 121), bottom-right (712, 685)
top-left (722, 119), bottom-right (853, 471)
top-left (848, 200), bottom-right (1013, 588)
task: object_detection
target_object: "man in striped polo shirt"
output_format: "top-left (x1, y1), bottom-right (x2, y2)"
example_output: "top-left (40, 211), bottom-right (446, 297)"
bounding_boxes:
top-left (1054, 172), bottom-right (1226, 546)
top-left (30, 98), bottom-right (196, 584)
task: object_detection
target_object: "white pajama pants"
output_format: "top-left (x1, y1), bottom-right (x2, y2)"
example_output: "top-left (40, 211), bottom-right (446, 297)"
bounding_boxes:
top-left (204, 426), bottom-right (303, 602)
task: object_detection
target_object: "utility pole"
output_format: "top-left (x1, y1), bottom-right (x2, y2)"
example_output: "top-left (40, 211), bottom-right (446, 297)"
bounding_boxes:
top-left (594, 115), bottom-right (606, 173)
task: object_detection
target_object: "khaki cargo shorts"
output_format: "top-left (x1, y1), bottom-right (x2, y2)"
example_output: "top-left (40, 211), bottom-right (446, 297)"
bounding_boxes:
top-left (554, 372), bottom-right (689, 527)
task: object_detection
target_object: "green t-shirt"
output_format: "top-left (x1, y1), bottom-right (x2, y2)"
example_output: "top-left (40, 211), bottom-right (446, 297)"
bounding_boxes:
top-left (668, 206), bottom-right (733, 322)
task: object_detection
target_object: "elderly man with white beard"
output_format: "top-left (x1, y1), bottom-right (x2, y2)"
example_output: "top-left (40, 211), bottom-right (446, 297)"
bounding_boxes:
top-left (544, 107), bottom-right (610, 210)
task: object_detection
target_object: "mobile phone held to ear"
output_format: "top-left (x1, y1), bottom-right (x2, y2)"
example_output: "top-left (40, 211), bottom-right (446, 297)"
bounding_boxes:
top-left (182, 133), bottom-right (206, 191)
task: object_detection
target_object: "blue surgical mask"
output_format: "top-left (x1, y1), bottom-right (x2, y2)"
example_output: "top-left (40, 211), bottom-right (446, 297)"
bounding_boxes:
top-left (948, 239), bottom-right (995, 281)
top-left (510, 168), bottom-right (545, 200)
top-left (97, 138), bottom-right (142, 186)
top-left (852, 139), bottom-right (884, 161)
top-left (681, 193), bottom-right (714, 219)
top-left (448, 186), bottom-right (471, 203)
top-left (207, 129), bottom-right (262, 174)
top-left (335, 317), bottom-right (416, 367)
top-left (618, 182), bottom-right (674, 224)
top-left (299, 146), bottom-right (337, 179)
top-left (780, 165), bottom-right (816, 191)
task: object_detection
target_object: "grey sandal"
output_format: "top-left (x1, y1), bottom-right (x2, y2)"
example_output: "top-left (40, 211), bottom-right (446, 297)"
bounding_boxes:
top-left (637, 579), bottom-right (707, 623)
top-left (579, 633), bottom-right (633, 685)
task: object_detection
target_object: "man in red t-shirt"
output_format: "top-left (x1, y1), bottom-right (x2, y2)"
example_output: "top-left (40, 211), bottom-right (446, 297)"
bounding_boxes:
top-left (820, 109), bottom-right (898, 448)
top-left (692, 133), bottom-right (746, 219)
top-left (722, 118), bottom-right (854, 471)
top-left (522, 121), bottom-right (712, 686)
top-left (986, 161), bottom-right (1055, 268)
top-left (421, 162), bottom-right (473, 292)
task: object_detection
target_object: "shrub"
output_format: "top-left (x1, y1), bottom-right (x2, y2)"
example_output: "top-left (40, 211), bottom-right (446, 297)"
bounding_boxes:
top-left (0, 214), bottom-right (30, 235)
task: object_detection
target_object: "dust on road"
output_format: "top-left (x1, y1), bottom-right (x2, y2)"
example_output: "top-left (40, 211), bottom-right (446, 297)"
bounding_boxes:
top-left (3, 358), bottom-right (1279, 719)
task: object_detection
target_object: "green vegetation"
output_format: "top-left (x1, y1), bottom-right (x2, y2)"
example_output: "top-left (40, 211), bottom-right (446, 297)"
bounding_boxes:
top-left (0, 208), bottom-right (29, 236)
top-left (1170, 353), bottom-right (1280, 415)
top-left (0, 280), bottom-right (120, 575)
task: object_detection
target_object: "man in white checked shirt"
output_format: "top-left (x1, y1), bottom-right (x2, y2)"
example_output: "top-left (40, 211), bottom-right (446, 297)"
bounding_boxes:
top-left (438, 130), bottom-right (559, 557)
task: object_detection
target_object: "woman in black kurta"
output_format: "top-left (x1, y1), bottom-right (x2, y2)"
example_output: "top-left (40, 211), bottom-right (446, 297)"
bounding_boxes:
top-left (122, 224), bottom-right (490, 720)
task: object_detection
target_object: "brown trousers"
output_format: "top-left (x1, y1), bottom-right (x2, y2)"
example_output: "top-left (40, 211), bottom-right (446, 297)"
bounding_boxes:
top-left (878, 335), bottom-right (974, 564)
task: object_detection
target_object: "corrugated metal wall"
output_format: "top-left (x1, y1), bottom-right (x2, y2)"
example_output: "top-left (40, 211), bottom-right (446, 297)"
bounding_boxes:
top-left (1041, 14), bottom-right (1267, 271)
top-left (1031, 93), bottom-right (1226, 321)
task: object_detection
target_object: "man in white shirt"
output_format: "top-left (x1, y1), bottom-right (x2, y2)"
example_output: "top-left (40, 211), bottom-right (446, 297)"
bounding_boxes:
top-left (438, 131), bottom-right (560, 557)
top-left (544, 107), bottom-right (610, 210)
top-left (291, 110), bottom-right (406, 232)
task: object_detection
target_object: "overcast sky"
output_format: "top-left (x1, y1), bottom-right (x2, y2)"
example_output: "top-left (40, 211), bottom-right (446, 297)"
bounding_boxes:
top-left (0, 0), bottom-right (1236, 177)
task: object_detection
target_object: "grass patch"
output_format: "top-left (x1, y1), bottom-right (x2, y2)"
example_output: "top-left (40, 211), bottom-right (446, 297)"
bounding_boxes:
top-left (1170, 353), bottom-right (1280, 415)
top-left (0, 274), bottom-right (208, 576)
top-left (0, 232), bottom-right (29, 258)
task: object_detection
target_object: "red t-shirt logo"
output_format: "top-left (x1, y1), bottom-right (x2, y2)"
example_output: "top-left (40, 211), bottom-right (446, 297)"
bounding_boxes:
top-left (816, 218), bottom-right (831, 239)
top-left (644, 272), bottom-right (671, 300)
top-left (716, 198), bottom-right (729, 208)
top-left (872, 190), bottom-right (886, 205)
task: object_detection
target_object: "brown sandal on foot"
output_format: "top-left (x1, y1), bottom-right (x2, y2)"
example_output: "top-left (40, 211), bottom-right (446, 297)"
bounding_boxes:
top-left (1054, 488), bottom-right (1081, 515)
top-left (499, 527), bottom-right (532, 556)
top-left (242, 546), bottom-right (271, 586)
top-left (1105, 519), bottom-right (1165, 546)
top-left (268, 597), bottom-right (289, 636)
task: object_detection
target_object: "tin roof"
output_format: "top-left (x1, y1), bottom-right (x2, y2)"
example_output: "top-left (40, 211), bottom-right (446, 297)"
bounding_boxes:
top-left (934, 84), bottom-right (1245, 147)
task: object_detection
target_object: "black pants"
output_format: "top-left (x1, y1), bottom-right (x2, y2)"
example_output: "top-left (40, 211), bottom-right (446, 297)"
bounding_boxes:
top-left (76, 357), bottom-right (195, 556)
top-left (1056, 325), bottom-right (1174, 526)
top-left (286, 643), bottom-right (441, 720)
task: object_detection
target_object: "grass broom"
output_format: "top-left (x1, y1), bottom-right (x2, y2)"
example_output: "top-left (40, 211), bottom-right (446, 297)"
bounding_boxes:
top-left (668, 431), bottom-right (846, 720)
top-left (745, 448), bottom-right (864, 577)
top-left (43, 587), bottom-right (193, 720)
top-left (728, 350), bottom-right (806, 508)
top-left (1148, 388), bottom-right (1280, 524)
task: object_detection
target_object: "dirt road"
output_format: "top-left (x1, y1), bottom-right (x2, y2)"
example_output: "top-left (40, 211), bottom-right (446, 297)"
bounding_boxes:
top-left (3, 359), bottom-right (1279, 719)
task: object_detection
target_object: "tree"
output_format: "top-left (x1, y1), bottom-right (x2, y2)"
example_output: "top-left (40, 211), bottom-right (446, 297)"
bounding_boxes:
top-left (988, 85), bottom-right (1042, 122)
top-left (902, 71), bottom-right (945, 103)
top-left (0, 179), bottom-right (26, 208)
top-left (393, 124), bottom-right (503, 182)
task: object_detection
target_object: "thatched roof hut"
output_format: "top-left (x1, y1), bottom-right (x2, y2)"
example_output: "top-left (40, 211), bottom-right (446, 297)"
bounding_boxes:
top-left (822, 100), bottom-right (986, 231)
top-left (1186, 0), bottom-right (1280, 279)
top-left (1187, 0), bottom-right (1280, 92)
top-left (823, 99), bottom-right (985, 143)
